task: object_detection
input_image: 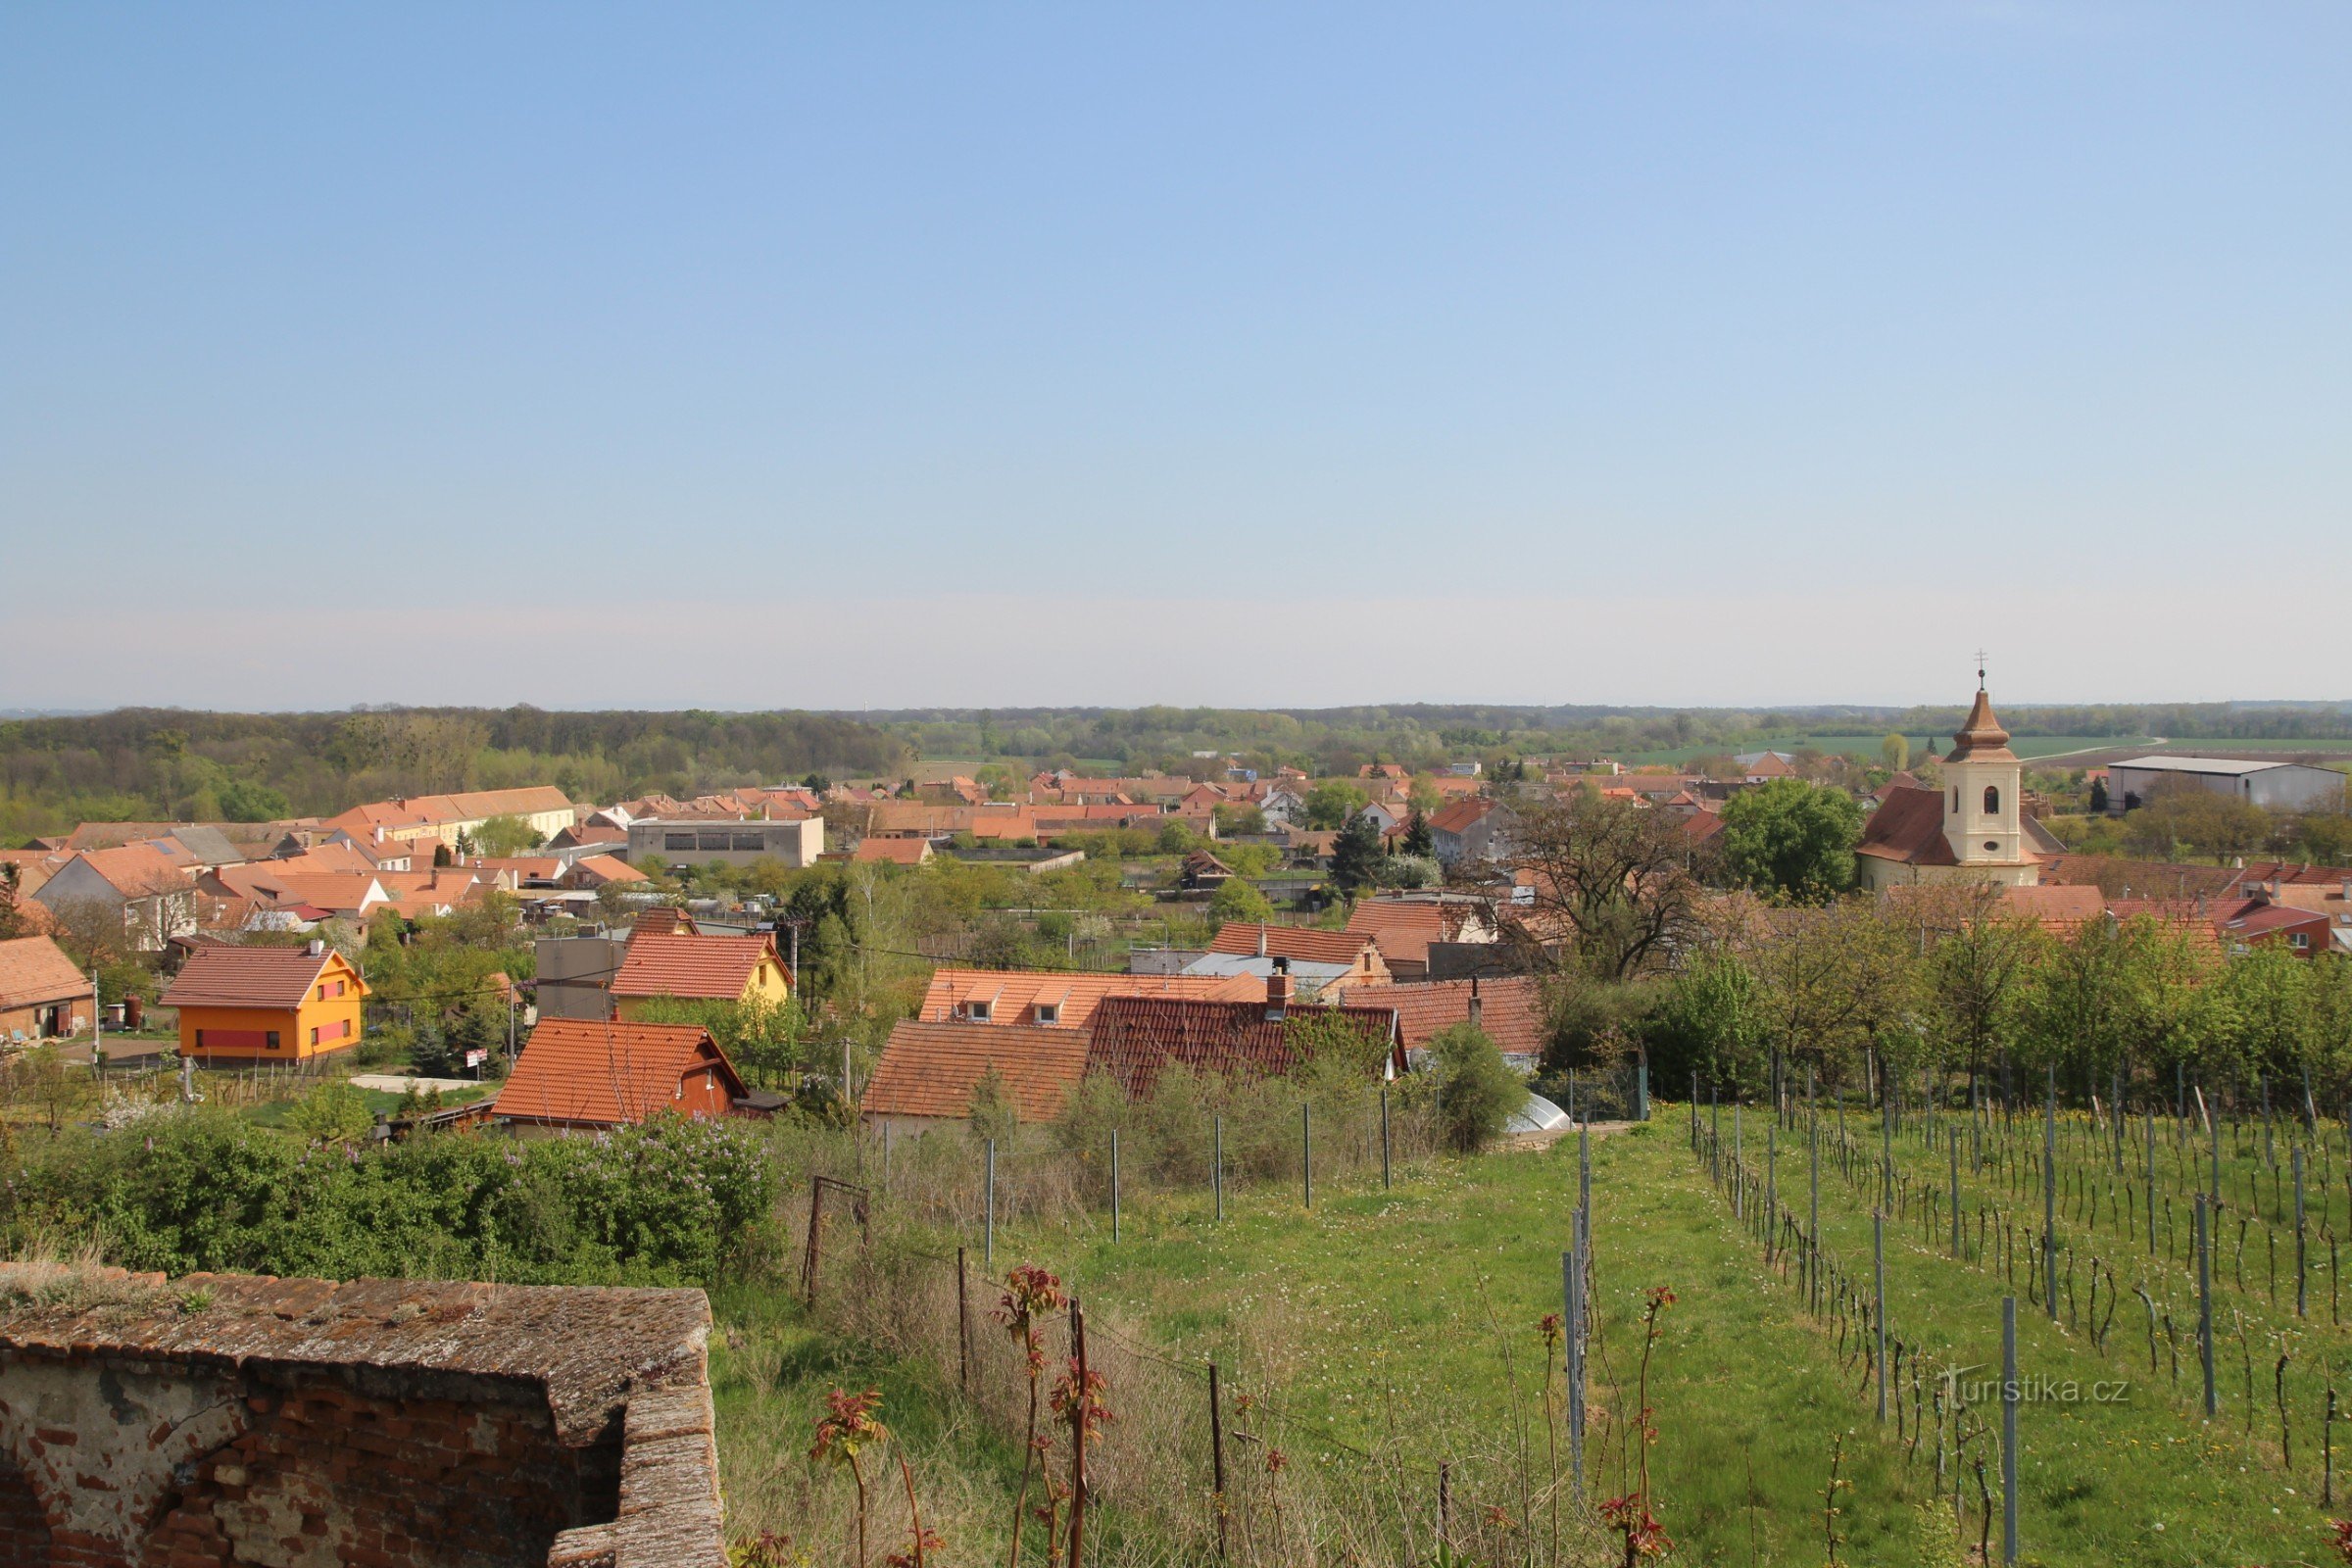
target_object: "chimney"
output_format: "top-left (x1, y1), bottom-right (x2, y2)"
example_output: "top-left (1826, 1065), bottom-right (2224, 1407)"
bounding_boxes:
top-left (307, 938), bottom-right (324, 957)
top-left (1256, 924), bottom-right (1268, 958)
top-left (1267, 956), bottom-right (1293, 1011)
top-left (1468, 974), bottom-right (1484, 1030)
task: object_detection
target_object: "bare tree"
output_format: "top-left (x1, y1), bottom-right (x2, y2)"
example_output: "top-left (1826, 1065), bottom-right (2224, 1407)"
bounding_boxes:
top-left (1497, 786), bottom-right (1706, 982)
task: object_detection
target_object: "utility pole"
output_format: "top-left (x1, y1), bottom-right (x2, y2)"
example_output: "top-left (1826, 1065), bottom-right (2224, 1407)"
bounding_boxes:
top-left (89, 969), bottom-right (103, 1079)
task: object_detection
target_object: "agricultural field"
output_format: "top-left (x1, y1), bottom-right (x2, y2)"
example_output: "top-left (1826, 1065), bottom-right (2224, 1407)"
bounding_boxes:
top-left (734, 1100), bottom-right (2352, 1566)
top-left (1617, 737), bottom-right (2157, 767)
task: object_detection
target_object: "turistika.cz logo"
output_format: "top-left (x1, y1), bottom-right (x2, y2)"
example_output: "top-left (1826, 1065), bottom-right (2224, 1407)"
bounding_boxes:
top-left (1941, 1365), bottom-right (2130, 1405)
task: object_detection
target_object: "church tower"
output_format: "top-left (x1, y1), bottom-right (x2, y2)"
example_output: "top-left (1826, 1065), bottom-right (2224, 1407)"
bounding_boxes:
top-left (1941, 672), bottom-right (2025, 868)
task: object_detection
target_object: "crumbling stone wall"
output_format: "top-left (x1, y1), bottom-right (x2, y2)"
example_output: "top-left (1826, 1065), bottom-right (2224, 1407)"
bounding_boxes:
top-left (0, 1268), bottom-right (724, 1568)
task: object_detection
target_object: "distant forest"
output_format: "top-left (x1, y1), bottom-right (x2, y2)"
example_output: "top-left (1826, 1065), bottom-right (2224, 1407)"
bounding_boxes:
top-left (0, 708), bottom-right (910, 842)
top-left (6, 699), bottom-right (2349, 844)
top-left (857, 701), bottom-right (2352, 775)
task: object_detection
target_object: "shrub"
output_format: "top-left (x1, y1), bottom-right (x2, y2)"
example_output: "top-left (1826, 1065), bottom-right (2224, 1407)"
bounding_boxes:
top-left (1430, 1022), bottom-right (1521, 1152)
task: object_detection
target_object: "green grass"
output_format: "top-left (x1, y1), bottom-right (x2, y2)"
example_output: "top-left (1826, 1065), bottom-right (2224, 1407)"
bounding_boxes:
top-left (239, 1083), bottom-right (493, 1127)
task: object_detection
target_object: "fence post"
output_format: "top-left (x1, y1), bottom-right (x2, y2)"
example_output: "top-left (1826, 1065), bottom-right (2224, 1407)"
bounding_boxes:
top-left (1381, 1082), bottom-right (1393, 1190)
top-left (1213, 1114), bottom-right (1224, 1222)
top-left (1301, 1102), bottom-right (1313, 1209)
top-left (802, 1175), bottom-right (823, 1307)
top-left (2001, 1295), bottom-right (2020, 1565)
top-left (1438, 1462), bottom-right (1451, 1557)
top-left (2147, 1110), bottom-right (2158, 1255)
top-left (1208, 1359), bottom-right (1229, 1562)
top-left (985, 1137), bottom-right (997, 1271)
top-left (1067, 1297), bottom-right (1089, 1568)
top-left (956, 1246), bottom-right (971, 1394)
top-left (1810, 1096), bottom-right (1822, 1313)
top-left (1734, 1101), bottom-right (1743, 1217)
top-left (1636, 1048), bottom-right (1649, 1122)
top-left (1563, 1237), bottom-right (1584, 1498)
top-left (1111, 1128), bottom-right (1122, 1243)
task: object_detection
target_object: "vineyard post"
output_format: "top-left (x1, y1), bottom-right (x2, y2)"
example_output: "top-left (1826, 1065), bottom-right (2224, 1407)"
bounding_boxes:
top-left (2001, 1295), bottom-right (2020, 1565)
top-left (2262, 1073), bottom-right (2274, 1170)
top-left (2197, 1194), bottom-right (2217, 1418)
top-left (1636, 1046), bottom-right (1649, 1122)
top-left (2112, 1060), bottom-right (2126, 1175)
top-left (1735, 1101), bottom-right (1744, 1217)
top-left (956, 1247), bottom-right (970, 1395)
top-left (2304, 1063), bottom-right (2318, 1135)
top-left (1579, 1116), bottom-right (1592, 1232)
top-left (1874, 1210), bottom-right (1888, 1423)
top-left (1208, 1359), bottom-right (1229, 1561)
top-left (2043, 1066), bottom-right (2058, 1322)
top-left (1690, 1071), bottom-right (1700, 1152)
top-left (1950, 1139), bottom-right (1961, 1259)
top-left (1883, 1090), bottom-right (1894, 1211)
top-left (2328, 1386), bottom-right (2338, 1507)
top-left (1712, 1084), bottom-right (1721, 1183)
top-left (1811, 1103), bottom-right (1823, 1313)
top-left (802, 1175), bottom-right (823, 1308)
top-left (2294, 1145), bottom-right (2307, 1318)
top-left (2146, 1110), bottom-right (2158, 1255)
top-left (1213, 1114), bottom-right (1224, 1221)
top-left (2205, 1087), bottom-right (2221, 1202)
top-left (1381, 1082), bottom-right (1392, 1190)
top-left (1110, 1128), bottom-right (1121, 1243)
top-left (984, 1137), bottom-right (997, 1271)
top-left (1767, 1120), bottom-right (1779, 1263)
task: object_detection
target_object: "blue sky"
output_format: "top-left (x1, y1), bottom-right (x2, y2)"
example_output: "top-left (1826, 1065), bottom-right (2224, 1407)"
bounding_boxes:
top-left (3, 3), bottom-right (2345, 710)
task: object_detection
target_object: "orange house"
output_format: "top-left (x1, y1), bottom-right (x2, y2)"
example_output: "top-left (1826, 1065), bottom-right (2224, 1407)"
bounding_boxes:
top-left (162, 943), bottom-right (370, 1062)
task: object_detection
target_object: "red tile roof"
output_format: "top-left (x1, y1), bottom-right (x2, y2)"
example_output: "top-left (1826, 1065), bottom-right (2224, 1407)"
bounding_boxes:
top-left (851, 838), bottom-right (933, 864)
top-left (917, 967), bottom-right (1260, 1029)
top-left (0, 936), bottom-right (87, 1011)
top-left (1343, 900), bottom-right (1465, 965)
top-left (611, 931), bottom-right (784, 1001)
top-left (860, 1019), bottom-right (1091, 1122)
top-left (1207, 922), bottom-right (1380, 967)
top-left (1428, 799), bottom-right (1495, 835)
top-left (567, 854), bottom-right (645, 885)
top-left (1854, 783), bottom-right (1958, 866)
top-left (1083, 997), bottom-right (1399, 1097)
top-left (495, 1018), bottom-right (748, 1127)
top-left (1331, 975), bottom-right (1544, 1060)
top-left (65, 844), bottom-right (191, 898)
top-left (161, 945), bottom-right (364, 1009)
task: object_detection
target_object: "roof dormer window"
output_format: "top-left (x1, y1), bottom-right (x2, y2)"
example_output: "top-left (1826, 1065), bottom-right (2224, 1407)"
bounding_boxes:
top-left (965, 1000), bottom-right (992, 1021)
top-left (1035, 1003), bottom-right (1059, 1025)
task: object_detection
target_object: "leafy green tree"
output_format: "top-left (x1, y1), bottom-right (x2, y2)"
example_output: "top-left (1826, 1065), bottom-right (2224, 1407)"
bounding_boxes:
top-left (1209, 878), bottom-right (1274, 924)
top-left (1330, 809), bottom-right (1385, 896)
top-left (286, 1082), bottom-right (374, 1148)
top-left (0, 863), bottom-right (21, 942)
top-left (1880, 733), bottom-right (1910, 771)
top-left (471, 814), bottom-right (543, 856)
top-left (1644, 950), bottom-right (1763, 1094)
top-left (1302, 780), bottom-right (1369, 831)
top-left (1430, 1022), bottom-right (1523, 1152)
top-left (218, 778), bottom-right (291, 822)
top-left (1717, 778), bottom-right (1863, 903)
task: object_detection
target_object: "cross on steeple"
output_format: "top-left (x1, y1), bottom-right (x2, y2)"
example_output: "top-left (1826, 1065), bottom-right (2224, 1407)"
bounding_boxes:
top-left (1974, 649), bottom-right (1987, 690)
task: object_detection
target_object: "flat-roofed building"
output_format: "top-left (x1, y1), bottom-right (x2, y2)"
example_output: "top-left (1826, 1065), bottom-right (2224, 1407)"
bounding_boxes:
top-left (627, 815), bottom-right (823, 868)
top-left (2105, 756), bottom-right (2346, 815)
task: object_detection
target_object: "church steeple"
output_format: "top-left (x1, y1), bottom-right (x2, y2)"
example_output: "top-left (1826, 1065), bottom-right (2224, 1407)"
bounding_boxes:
top-left (1941, 662), bottom-right (2028, 873)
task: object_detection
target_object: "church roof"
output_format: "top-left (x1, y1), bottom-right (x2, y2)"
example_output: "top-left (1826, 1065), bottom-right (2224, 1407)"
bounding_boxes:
top-left (1946, 687), bottom-right (2015, 762)
top-left (1855, 782), bottom-right (1957, 866)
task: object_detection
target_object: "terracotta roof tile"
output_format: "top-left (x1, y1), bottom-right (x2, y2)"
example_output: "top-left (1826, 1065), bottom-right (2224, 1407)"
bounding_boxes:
top-left (611, 932), bottom-right (784, 1001)
top-left (860, 1019), bottom-right (1091, 1122)
top-left (1854, 782), bottom-right (1957, 866)
top-left (1083, 997), bottom-right (1399, 1097)
top-left (1328, 975), bottom-right (1544, 1060)
top-left (496, 1018), bottom-right (748, 1127)
top-left (0, 936), bottom-right (87, 1011)
top-left (161, 946), bottom-right (363, 1009)
top-left (917, 967), bottom-right (1260, 1029)
top-left (1207, 922), bottom-right (1380, 967)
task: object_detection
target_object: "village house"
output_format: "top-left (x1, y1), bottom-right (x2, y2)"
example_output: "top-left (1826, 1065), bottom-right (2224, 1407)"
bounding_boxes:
top-left (1326, 973), bottom-right (1546, 1074)
top-left (1084, 973), bottom-right (1405, 1097)
top-left (0, 934), bottom-right (90, 1043)
top-left (562, 853), bottom-right (647, 890)
top-left (29, 844), bottom-right (199, 952)
top-left (161, 940), bottom-right (370, 1063)
top-left (610, 929), bottom-right (792, 1018)
top-left (1343, 893), bottom-right (1498, 981)
top-left (626, 815), bottom-right (823, 869)
top-left (323, 785), bottom-right (578, 854)
top-left (1188, 922), bottom-right (1392, 996)
top-left (1428, 798), bottom-right (1516, 866)
top-left (495, 1017), bottom-right (762, 1132)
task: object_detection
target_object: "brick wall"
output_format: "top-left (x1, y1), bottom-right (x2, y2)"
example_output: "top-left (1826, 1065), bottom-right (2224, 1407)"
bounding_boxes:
top-left (0, 1269), bottom-right (725, 1568)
